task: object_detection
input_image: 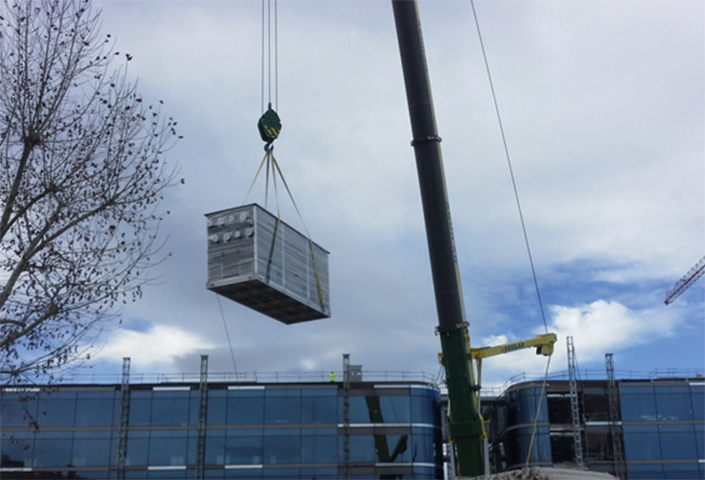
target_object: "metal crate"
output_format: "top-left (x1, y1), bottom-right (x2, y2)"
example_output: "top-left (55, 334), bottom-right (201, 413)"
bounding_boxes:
top-left (205, 204), bottom-right (330, 324)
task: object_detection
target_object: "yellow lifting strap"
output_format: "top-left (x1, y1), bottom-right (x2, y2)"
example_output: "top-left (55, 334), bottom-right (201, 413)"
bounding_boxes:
top-left (247, 150), bottom-right (326, 311)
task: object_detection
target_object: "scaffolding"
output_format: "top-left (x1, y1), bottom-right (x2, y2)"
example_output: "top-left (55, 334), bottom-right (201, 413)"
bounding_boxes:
top-left (567, 337), bottom-right (585, 469)
top-left (605, 354), bottom-right (626, 480)
top-left (116, 357), bottom-right (131, 479)
top-left (196, 355), bottom-right (209, 480)
top-left (342, 353), bottom-right (351, 478)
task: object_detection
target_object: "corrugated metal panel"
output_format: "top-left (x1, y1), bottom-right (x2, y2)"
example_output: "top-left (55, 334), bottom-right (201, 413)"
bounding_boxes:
top-left (206, 204), bottom-right (330, 324)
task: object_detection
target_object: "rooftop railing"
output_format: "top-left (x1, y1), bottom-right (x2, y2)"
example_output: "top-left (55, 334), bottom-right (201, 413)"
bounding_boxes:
top-left (487, 367), bottom-right (705, 396)
top-left (2, 369), bottom-right (441, 387)
top-left (3, 367), bottom-right (700, 395)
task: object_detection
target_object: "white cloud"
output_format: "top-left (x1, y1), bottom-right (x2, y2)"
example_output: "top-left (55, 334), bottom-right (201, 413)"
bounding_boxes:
top-left (95, 324), bottom-right (215, 368)
top-left (77, 1), bottom-right (703, 382)
top-left (475, 300), bottom-right (680, 387)
top-left (480, 334), bottom-right (510, 347)
top-left (548, 300), bottom-right (676, 359)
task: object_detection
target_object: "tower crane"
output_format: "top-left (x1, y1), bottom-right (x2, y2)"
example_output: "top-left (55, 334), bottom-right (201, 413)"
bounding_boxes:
top-left (664, 255), bottom-right (705, 304)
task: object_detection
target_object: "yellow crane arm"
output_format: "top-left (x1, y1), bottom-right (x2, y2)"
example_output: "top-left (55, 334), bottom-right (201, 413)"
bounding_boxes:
top-left (465, 333), bottom-right (557, 407)
top-left (436, 332), bottom-right (557, 442)
top-left (468, 333), bottom-right (557, 360)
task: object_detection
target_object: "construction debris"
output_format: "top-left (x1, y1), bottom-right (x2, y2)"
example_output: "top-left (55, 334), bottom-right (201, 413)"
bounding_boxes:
top-left (463, 467), bottom-right (618, 480)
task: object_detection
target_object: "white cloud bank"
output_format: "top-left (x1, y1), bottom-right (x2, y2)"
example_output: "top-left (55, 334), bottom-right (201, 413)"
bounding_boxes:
top-left (96, 324), bottom-right (215, 369)
top-left (548, 300), bottom-right (676, 358)
top-left (477, 299), bottom-right (679, 385)
top-left (81, 1), bottom-right (702, 380)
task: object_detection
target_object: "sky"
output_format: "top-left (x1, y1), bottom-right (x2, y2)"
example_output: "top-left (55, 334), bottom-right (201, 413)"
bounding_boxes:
top-left (72, 0), bottom-right (705, 391)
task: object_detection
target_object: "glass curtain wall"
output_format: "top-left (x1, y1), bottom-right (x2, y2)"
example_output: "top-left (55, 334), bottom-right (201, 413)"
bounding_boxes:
top-left (0, 382), bottom-right (442, 479)
top-left (484, 377), bottom-right (704, 478)
top-left (491, 386), bottom-right (553, 470)
top-left (620, 381), bottom-right (705, 480)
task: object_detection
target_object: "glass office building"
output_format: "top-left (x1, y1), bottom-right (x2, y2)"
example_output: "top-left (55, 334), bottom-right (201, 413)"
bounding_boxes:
top-left (482, 376), bottom-right (704, 479)
top-left (0, 380), bottom-right (443, 479)
top-left (620, 380), bottom-right (704, 479)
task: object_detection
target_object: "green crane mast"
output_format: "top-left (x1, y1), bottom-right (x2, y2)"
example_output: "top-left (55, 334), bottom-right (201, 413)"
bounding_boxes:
top-left (391, 1), bottom-right (484, 476)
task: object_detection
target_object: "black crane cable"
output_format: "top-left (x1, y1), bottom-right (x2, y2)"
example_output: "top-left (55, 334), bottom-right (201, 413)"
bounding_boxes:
top-left (261, 0), bottom-right (278, 113)
top-left (470, 0), bottom-right (548, 333)
top-left (469, 5), bottom-right (554, 464)
top-left (217, 295), bottom-right (239, 377)
top-left (218, 0), bottom-right (281, 378)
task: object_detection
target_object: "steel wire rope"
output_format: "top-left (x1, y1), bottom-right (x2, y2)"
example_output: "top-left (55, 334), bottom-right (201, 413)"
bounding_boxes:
top-left (260, 0), bottom-right (265, 113)
top-left (248, 0), bottom-right (281, 207)
top-left (267, 0), bottom-right (271, 107)
top-left (524, 355), bottom-right (551, 468)
top-left (259, 0), bottom-right (324, 305)
top-left (216, 295), bottom-right (239, 377)
top-left (274, 0), bottom-right (278, 111)
top-left (469, 0), bottom-right (548, 333)
top-left (268, 153), bottom-right (327, 308)
top-left (469, 2), bottom-right (552, 469)
top-left (270, 152), bottom-right (281, 215)
top-left (219, 0), bottom-right (280, 378)
top-left (241, 149), bottom-right (326, 307)
top-left (261, 0), bottom-right (278, 112)
top-left (250, 1), bottom-right (324, 308)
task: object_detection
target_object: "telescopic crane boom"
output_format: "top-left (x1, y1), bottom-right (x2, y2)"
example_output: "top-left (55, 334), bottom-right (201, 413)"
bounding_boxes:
top-left (392, 1), bottom-right (483, 476)
top-left (392, 2), bottom-right (558, 476)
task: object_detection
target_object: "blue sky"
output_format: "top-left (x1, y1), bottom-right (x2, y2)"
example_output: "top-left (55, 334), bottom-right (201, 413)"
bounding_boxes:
top-left (79, 0), bottom-right (705, 389)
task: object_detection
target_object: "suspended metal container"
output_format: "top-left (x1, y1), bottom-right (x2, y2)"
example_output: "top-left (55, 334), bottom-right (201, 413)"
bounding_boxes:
top-left (205, 204), bottom-right (330, 324)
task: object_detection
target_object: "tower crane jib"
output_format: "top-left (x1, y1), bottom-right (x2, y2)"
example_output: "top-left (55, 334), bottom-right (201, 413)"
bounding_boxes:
top-left (664, 255), bottom-right (705, 305)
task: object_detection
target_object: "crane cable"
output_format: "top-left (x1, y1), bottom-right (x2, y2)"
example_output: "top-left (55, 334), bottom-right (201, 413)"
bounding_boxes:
top-left (469, 0), bottom-right (548, 334)
top-left (245, 0), bottom-right (325, 310)
top-left (469, 0), bottom-right (553, 469)
top-left (216, 295), bottom-right (239, 376)
top-left (257, 0), bottom-right (281, 154)
top-left (215, 0), bottom-right (283, 372)
top-left (524, 355), bottom-right (551, 468)
top-left (261, 0), bottom-right (278, 114)
top-left (242, 150), bottom-right (327, 311)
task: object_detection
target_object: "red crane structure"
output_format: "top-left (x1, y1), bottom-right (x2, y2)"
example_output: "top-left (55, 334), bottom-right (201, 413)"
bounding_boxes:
top-left (664, 255), bottom-right (705, 304)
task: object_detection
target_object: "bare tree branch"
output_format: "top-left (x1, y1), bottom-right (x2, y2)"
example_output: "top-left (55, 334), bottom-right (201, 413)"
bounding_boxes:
top-left (0, 0), bottom-right (181, 379)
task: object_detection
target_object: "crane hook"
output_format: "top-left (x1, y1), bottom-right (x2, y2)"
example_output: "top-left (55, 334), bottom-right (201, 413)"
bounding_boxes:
top-left (258, 103), bottom-right (281, 146)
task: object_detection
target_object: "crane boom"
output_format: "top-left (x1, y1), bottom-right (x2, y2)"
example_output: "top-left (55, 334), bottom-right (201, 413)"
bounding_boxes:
top-left (664, 255), bottom-right (705, 304)
top-left (392, 1), bottom-right (483, 476)
top-left (466, 333), bottom-right (557, 402)
top-left (393, 2), bottom-right (558, 476)
top-left (468, 333), bottom-right (557, 360)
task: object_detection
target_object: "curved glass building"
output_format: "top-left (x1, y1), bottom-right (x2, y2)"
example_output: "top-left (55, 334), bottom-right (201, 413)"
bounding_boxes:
top-left (482, 376), bottom-right (704, 479)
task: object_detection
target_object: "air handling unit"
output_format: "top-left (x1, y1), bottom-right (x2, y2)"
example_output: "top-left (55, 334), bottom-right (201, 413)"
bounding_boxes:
top-left (206, 204), bottom-right (330, 324)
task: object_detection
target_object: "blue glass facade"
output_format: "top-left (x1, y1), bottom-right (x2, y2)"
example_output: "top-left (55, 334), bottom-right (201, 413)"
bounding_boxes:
top-left (484, 377), bottom-right (704, 478)
top-left (502, 387), bottom-right (552, 469)
top-left (0, 382), bottom-right (443, 479)
top-left (620, 382), bottom-right (704, 480)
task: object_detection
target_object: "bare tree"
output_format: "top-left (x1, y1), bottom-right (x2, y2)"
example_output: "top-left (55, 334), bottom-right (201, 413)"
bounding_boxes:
top-left (0, 0), bottom-right (181, 380)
